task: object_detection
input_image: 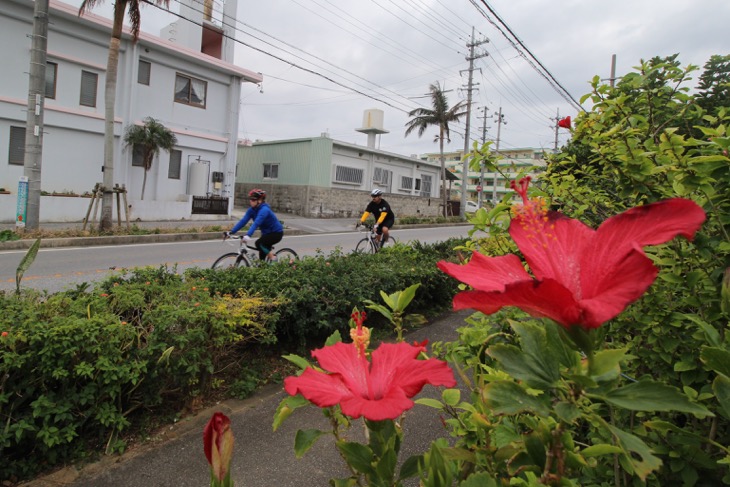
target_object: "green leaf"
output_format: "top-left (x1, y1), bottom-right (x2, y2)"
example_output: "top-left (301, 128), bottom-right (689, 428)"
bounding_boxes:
top-left (589, 348), bottom-right (627, 379)
top-left (375, 447), bottom-right (397, 483)
top-left (379, 290), bottom-right (396, 310)
top-left (282, 354), bottom-right (311, 370)
top-left (442, 388), bottom-right (460, 406)
top-left (487, 322), bottom-right (559, 389)
top-left (415, 398), bottom-right (444, 409)
top-left (294, 428), bottom-right (327, 459)
top-left (554, 401), bottom-right (581, 423)
top-left (679, 313), bottom-right (721, 346)
top-left (482, 381), bottom-right (550, 417)
top-left (545, 321), bottom-right (580, 368)
top-left (330, 478), bottom-right (358, 487)
top-left (713, 374), bottom-right (730, 419)
top-left (325, 330), bottom-right (343, 346)
top-left (701, 347), bottom-right (730, 377)
top-left (396, 283), bottom-right (421, 311)
top-left (272, 395), bottom-right (310, 431)
top-left (581, 444), bottom-right (623, 457)
top-left (608, 425), bottom-right (662, 481)
top-left (459, 472), bottom-right (499, 487)
top-left (16, 238), bottom-right (41, 292)
top-left (398, 454), bottom-right (423, 481)
top-left (601, 380), bottom-right (713, 418)
top-left (336, 441), bottom-right (375, 475)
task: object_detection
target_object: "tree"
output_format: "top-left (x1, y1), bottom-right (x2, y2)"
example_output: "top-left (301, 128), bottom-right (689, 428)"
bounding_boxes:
top-left (78, 0), bottom-right (170, 229)
top-left (696, 54), bottom-right (730, 116)
top-left (405, 82), bottom-right (467, 217)
top-left (123, 117), bottom-right (177, 200)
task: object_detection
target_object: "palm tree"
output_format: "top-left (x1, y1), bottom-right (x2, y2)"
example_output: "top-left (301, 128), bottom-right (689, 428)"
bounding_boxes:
top-left (405, 82), bottom-right (468, 217)
top-left (123, 117), bottom-right (177, 200)
top-left (78, 0), bottom-right (170, 228)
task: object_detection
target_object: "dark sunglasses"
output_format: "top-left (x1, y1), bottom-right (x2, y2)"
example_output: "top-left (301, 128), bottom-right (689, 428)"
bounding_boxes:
top-left (249, 197), bottom-right (259, 201)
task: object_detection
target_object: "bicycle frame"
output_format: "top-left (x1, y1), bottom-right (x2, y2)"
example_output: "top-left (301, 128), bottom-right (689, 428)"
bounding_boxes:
top-left (212, 235), bottom-right (298, 269)
top-left (355, 223), bottom-right (395, 254)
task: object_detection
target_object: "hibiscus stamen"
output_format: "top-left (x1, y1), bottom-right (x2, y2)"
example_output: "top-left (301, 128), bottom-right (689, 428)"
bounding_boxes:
top-left (349, 311), bottom-right (370, 357)
top-left (509, 177), bottom-right (555, 246)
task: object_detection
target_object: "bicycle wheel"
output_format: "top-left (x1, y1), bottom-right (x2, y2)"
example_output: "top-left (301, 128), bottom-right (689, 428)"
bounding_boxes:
top-left (273, 248), bottom-right (299, 264)
top-left (211, 252), bottom-right (249, 269)
top-left (354, 237), bottom-right (376, 254)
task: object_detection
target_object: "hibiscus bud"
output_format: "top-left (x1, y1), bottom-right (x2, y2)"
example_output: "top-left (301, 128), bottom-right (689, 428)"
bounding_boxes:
top-left (722, 268), bottom-right (730, 315)
top-left (203, 412), bottom-right (235, 486)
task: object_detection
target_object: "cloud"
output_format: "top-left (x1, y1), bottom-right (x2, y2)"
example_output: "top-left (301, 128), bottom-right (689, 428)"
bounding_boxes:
top-left (67, 0), bottom-right (730, 157)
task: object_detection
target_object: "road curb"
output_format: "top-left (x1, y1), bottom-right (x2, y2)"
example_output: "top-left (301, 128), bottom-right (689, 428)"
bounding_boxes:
top-left (0, 223), bottom-right (469, 251)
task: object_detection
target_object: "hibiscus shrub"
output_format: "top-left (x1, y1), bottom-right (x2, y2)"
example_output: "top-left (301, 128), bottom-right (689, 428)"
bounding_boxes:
top-left (422, 56), bottom-right (730, 485)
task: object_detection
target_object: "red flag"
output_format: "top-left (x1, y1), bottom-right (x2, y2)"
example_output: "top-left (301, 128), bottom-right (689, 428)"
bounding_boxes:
top-left (557, 116), bottom-right (571, 129)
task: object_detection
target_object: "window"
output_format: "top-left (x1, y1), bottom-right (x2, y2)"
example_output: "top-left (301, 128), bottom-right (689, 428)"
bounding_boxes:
top-left (420, 174), bottom-right (432, 196)
top-left (8, 126), bottom-right (26, 166)
top-left (168, 149), bottom-right (181, 179)
top-left (334, 165), bottom-right (363, 184)
top-left (174, 74), bottom-right (207, 107)
top-left (80, 70), bottom-right (98, 107)
top-left (263, 163), bottom-right (279, 180)
top-left (45, 62), bottom-right (57, 99)
top-left (400, 176), bottom-right (413, 190)
top-left (373, 167), bottom-right (390, 185)
top-left (138, 60), bottom-right (151, 85)
top-left (132, 145), bottom-right (145, 167)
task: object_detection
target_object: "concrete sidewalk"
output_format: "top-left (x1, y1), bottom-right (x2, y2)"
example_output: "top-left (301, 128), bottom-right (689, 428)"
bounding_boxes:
top-left (23, 310), bottom-right (472, 487)
top-left (0, 212), bottom-right (364, 250)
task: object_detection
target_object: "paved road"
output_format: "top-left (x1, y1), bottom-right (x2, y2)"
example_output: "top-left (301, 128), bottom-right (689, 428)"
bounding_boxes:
top-left (0, 226), bottom-right (469, 292)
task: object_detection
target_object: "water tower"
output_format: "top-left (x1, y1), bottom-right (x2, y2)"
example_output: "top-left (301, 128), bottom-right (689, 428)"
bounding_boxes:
top-left (356, 109), bottom-right (389, 148)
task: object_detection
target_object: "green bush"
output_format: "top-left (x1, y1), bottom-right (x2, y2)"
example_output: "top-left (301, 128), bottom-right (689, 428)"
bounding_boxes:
top-left (0, 273), bottom-right (278, 481)
top-left (187, 238), bottom-right (464, 348)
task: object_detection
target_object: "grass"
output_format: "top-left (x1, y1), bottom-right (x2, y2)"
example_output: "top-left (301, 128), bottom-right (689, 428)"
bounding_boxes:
top-left (3, 224), bottom-right (227, 240)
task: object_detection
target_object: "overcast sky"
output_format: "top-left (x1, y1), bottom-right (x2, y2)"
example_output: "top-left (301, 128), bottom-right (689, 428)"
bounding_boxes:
top-left (69, 0), bottom-right (730, 158)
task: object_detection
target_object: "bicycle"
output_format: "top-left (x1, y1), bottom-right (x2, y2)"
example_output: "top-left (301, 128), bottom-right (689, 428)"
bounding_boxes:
top-left (354, 222), bottom-right (397, 254)
top-left (212, 234), bottom-right (298, 269)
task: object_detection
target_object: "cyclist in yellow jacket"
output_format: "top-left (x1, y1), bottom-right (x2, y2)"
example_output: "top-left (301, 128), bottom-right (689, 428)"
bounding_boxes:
top-left (356, 189), bottom-right (395, 247)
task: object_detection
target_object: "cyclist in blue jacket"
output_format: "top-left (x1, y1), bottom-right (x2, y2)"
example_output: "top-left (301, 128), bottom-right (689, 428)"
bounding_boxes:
top-left (225, 188), bottom-right (283, 261)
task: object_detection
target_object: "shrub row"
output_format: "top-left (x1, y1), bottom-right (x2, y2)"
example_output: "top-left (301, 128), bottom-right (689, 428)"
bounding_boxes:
top-left (0, 238), bottom-right (465, 482)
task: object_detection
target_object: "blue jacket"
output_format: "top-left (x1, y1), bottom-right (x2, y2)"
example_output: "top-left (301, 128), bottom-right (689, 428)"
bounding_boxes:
top-left (231, 202), bottom-right (283, 236)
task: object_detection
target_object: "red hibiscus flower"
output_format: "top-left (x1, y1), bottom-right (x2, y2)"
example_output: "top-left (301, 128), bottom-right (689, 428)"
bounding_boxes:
top-left (438, 177), bottom-right (706, 331)
top-left (284, 341), bottom-right (456, 421)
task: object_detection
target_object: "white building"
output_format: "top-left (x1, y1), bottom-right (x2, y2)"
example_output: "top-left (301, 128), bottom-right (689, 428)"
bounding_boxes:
top-left (0, 0), bottom-right (262, 223)
top-left (422, 147), bottom-right (547, 208)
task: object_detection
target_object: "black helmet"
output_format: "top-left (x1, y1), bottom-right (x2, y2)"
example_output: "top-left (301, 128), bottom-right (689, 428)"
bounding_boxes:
top-left (370, 189), bottom-right (383, 197)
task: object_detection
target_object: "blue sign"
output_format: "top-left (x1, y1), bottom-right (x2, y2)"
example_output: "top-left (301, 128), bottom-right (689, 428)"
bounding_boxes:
top-left (16, 176), bottom-right (28, 228)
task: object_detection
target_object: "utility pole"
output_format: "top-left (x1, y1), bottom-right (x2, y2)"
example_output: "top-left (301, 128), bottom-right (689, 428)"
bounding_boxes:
top-left (490, 107), bottom-right (506, 204)
top-left (22, 0), bottom-right (49, 231)
top-left (459, 26), bottom-right (488, 217)
top-left (552, 108), bottom-right (561, 152)
top-left (477, 106), bottom-right (492, 207)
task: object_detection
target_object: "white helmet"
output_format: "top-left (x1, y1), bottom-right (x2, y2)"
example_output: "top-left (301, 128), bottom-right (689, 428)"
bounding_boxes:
top-left (370, 189), bottom-right (383, 197)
